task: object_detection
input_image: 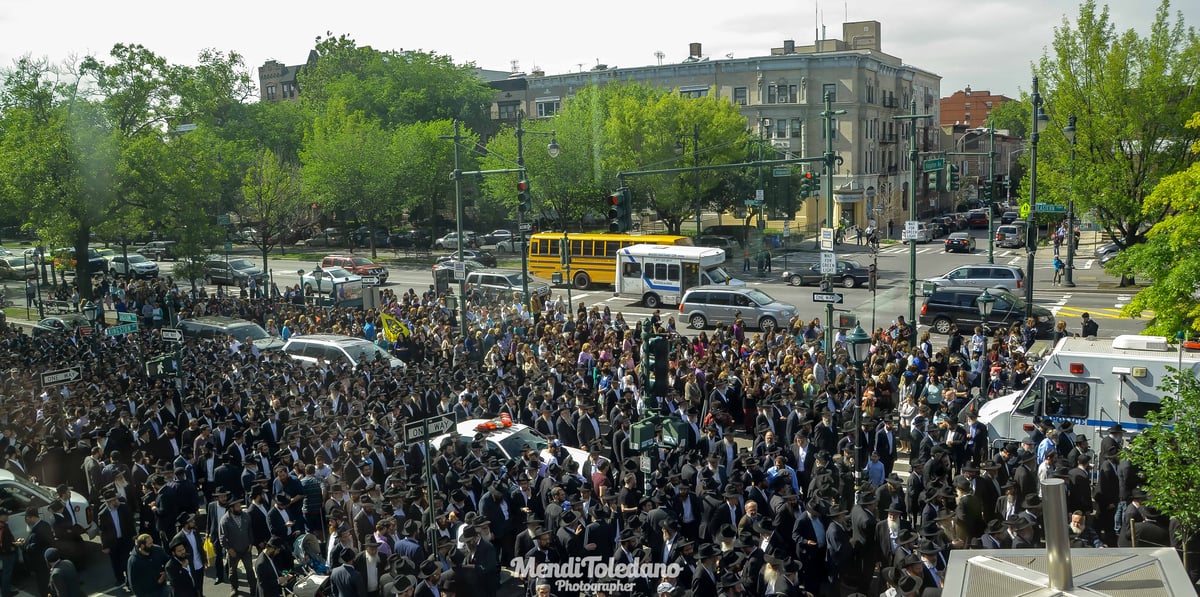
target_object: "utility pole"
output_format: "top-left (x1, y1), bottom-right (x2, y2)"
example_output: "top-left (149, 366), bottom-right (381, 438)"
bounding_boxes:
top-left (1025, 77), bottom-right (1046, 319)
top-left (693, 124), bottom-right (701, 235)
top-left (821, 92), bottom-right (845, 351)
top-left (515, 112), bottom-right (531, 310)
top-left (442, 120), bottom-right (469, 332)
top-left (987, 122), bottom-right (996, 265)
top-left (893, 101), bottom-right (932, 326)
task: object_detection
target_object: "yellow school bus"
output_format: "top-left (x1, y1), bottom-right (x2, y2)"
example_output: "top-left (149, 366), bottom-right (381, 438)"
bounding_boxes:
top-left (527, 231), bottom-right (692, 289)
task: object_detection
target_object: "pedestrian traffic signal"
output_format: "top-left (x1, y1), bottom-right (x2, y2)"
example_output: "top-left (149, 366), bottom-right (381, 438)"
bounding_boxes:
top-left (645, 334), bottom-right (670, 398)
top-left (810, 170), bottom-right (821, 195)
top-left (517, 179), bottom-right (531, 214)
top-left (949, 165), bottom-right (961, 191)
top-left (608, 188), bottom-right (632, 232)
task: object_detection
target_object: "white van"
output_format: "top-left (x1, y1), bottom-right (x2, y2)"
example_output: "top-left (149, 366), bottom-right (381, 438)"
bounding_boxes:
top-left (979, 335), bottom-right (1200, 448)
top-left (615, 244), bottom-right (742, 308)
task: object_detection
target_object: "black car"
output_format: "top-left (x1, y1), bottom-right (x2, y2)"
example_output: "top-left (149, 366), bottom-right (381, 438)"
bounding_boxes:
top-left (919, 286), bottom-right (1055, 337)
top-left (783, 259), bottom-right (870, 288)
top-left (1000, 211), bottom-right (1019, 225)
top-left (388, 229), bottom-right (432, 249)
top-left (177, 316), bottom-right (284, 351)
top-left (437, 249), bottom-right (496, 268)
top-left (944, 232), bottom-right (976, 253)
top-left (32, 314), bottom-right (93, 337)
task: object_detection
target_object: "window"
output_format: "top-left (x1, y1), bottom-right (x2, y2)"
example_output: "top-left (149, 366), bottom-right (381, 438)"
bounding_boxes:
top-left (733, 87), bottom-right (748, 106)
top-left (622, 263), bottom-right (641, 277)
top-left (821, 119), bottom-right (838, 140)
top-left (766, 84), bottom-right (798, 104)
top-left (964, 103), bottom-right (971, 110)
top-left (791, 119), bottom-right (802, 138)
top-left (282, 83), bottom-right (295, 98)
top-left (1045, 380), bottom-right (1090, 419)
top-left (775, 120), bottom-right (788, 139)
top-left (822, 83), bottom-right (837, 103)
top-left (536, 100), bottom-right (560, 117)
top-left (603, 242), bottom-right (617, 257)
top-left (265, 85), bottom-right (277, 100)
top-left (679, 87), bottom-right (708, 98)
top-left (767, 86), bottom-right (777, 105)
top-left (548, 239), bottom-right (560, 256)
top-left (570, 240), bottom-right (584, 256)
top-left (497, 102), bottom-right (520, 120)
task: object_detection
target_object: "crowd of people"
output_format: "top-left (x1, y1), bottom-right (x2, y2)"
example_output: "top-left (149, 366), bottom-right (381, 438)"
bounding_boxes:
top-left (0, 271), bottom-right (1197, 597)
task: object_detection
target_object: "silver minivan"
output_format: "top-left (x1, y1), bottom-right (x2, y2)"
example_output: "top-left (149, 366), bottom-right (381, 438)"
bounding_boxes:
top-left (923, 264), bottom-right (1025, 294)
top-left (678, 285), bottom-right (797, 332)
top-left (283, 334), bottom-right (405, 369)
top-left (995, 224), bottom-right (1026, 248)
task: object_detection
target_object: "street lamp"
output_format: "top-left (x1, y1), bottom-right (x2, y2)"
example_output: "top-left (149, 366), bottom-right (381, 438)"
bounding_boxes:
top-left (297, 269), bottom-right (305, 305)
top-left (1024, 76), bottom-right (1050, 319)
top-left (758, 118), bottom-right (770, 232)
top-left (976, 289), bottom-right (996, 399)
top-left (82, 300), bottom-right (98, 325)
top-left (846, 323), bottom-right (871, 478)
top-left (1063, 114), bottom-right (1078, 287)
top-left (515, 111), bottom-right (560, 313)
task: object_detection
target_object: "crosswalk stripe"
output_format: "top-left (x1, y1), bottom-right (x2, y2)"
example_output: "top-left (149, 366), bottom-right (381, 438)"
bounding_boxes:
top-left (1054, 306), bottom-right (1155, 320)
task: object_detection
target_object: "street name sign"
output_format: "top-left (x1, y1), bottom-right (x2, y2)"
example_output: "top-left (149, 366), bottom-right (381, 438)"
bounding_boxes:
top-left (104, 323), bottom-right (139, 337)
top-left (117, 312), bottom-right (139, 323)
top-left (519, 222), bottom-right (533, 232)
top-left (922, 158), bottom-right (945, 173)
top-left (161, 328), bottom-right (183, 343)
top-left (772, 167), bottom-right (791, 177)
top-left (404, 413), bottom-right (457, 443)
top-left (812, 293), bottom-right (844, 304)
top-left (1036, 203), bottom-right (1067, 213)
top-left (42, 365), bottom-right (82, 387)
top-left (360, 276), bottom-right (378, 286)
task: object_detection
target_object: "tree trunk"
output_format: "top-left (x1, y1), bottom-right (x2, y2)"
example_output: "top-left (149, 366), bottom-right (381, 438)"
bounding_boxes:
top-left (1119, 274), bottom-right (1137, 287)
top-left (73, 227), bottom-right (94, 300)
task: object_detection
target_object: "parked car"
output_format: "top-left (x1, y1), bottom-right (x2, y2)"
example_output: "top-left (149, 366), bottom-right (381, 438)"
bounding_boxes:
top-left (321, 254), bottom-right (388, 285)
top-left (350, 227), bottom-right (390, 247)
top-left (32, 314), bottom-right (93, 337)
top-left (299, 267), bottom-right (362, 295)
top-left (905, 222), bottom-right (932, 243)
top-left (0, 468), bottom-right (91, 539)
top-left (1001, 211), bottom-right (1020, 225)
top-left (919, 286), bottom-right (1054, 337)
top-left (177, 316), bottom-right (284, 352)
top-left (388, 229), bottom-right (432, 249)
top-left (1095, 241), bottom-right (1124, 260)
top-left (678, 285), bottom-right (797, 332)
top-left (298, 228), bottom-right (344, 247)
top-left (695, 235), bottom-right (741, 260)
top-left (204, 257), bottom-right (265, 286)
top-left (0, 256), bottom-right (37, 280)
top-left (925, 221), bottom-right (946, 239)
top-left (51, 247), bottom-right (109, 277)
top-left (431, 419), bottom-right (589, 470)
top-left (282, 334), bottom-right (404, 369)
top-left (494, 236), bottom-right (529, 254)
top-left (944, 232), bottom-right (976, 253)
top-left (435, 231), bottom-right (478, 250)
top-left (783, 259), bottom-right (870, 288)
top-left (137, 241), bottom-right (179, 261)
top-left (436, 249), bottom-right (496, 268)
top-left (930, 217), bottom-right (956, 234)
top-left (465, 269), bottom-right (550, 301)
top-left (923, 264), bottom-right (1025, 294)
top-left (479, 230), bottom-right (515, 245)
top-left (109, 254), bottom-right (160, 279)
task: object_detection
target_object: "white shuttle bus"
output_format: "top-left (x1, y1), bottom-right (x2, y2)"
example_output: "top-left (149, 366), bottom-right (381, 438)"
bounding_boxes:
top-left (614, 244), bottom-right (742, 308)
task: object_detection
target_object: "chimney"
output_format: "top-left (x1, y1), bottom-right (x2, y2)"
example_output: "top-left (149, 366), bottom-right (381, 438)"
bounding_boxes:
top-left (783, 39), bottom-right (795, 54)
top-left (1041, 478), bottom-right (1074, 591)
top-left (689, 43), bottom-right (702, 59)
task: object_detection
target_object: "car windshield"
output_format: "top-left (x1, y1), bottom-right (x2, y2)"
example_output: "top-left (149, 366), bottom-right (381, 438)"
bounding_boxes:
top-left (5, 257), bottom-right (27, 266)
top-left (347, 342), bottom-right (392, 365)
top-left (745, 289), bottom-right (775, 305)
top-left (706, 266), bottom-right (733, 284)
top-left (127, 255), bottom-right (149, 264)
top-left (0, 468), bottom-right (54, 503)
top-left (950, 233), bottom-right (968, 239)
top-left (228, 259), bottom-right (255, 270)
top-left (351, 257), bottom-right (374, 266)
top-left (86, 248), bottom-right (101, 258)
top-left (323, 267), bottom-right (351, 278)
top-left (843, 260), bottom-right (862, 269)
top-left (999, 291), bottom-right (1026, 310)
top-left (496, 427), bottom-right (549, 458)
top-left (501, 273), bottom-right (523, 285)
top-left (226, 324), bottom-right (269, 341)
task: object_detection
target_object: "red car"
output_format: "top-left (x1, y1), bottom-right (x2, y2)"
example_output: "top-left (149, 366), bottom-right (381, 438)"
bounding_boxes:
top-left (320, 254), bottom-right (389, 285)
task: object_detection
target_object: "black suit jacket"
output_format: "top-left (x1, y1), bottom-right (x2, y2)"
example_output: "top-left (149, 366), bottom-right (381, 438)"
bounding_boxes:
top-left (254, 552), bottom-right (283, 597)
top-left (98, 503), bottom-right (136, 549)
top-left (329, 563), bottom-right (367, 597)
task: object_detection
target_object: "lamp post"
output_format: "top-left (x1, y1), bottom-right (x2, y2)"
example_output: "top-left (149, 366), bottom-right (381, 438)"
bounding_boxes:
top-left (82, 300), bottom-right (98, 326)
top-left (976, 289), bottom-right (996, 399)
top-left (757, 118), bottom-right (770, 232)
top-left (1063, 114), bottom-right (1078, 287)
top-left (35, 246), bottom-right (45, 320)
top-left (986, 123), bottom-right (997, 265)
top-left (846, 323), bottom-right (871, 479)
top-left (444, 120), bottom-right (469, 333)
top-left (296, 269), bottom-right (305, 306)
top-left (515, 110), bottom-right (560, 312)
top-left (1024, 77), bottom-right (1050, 319)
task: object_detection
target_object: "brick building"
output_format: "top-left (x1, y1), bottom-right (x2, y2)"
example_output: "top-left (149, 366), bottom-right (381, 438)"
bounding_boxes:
top-left (940, 86), bottom-right (1012, 127)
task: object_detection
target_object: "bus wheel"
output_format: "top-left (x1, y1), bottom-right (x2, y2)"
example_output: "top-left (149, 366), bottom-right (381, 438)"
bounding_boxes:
top-left (643, 293), bottom-right (661, 309)
top-left (573, 271), bottom-right (590, 290)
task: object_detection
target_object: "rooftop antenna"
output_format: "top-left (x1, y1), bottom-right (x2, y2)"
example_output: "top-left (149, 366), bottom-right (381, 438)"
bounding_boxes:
top-left (509, 59), bottom-right (519, 73)
top-left (814, 0), bottom-right (820, 44)
top-left (654, 51), bottom-right (665, 65)
top-left (577, 63), bottom-right (585, 72)
top-left (845, 0), bottom-right (848, 22)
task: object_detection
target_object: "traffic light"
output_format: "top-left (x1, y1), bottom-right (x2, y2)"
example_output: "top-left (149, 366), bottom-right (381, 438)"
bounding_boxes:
top-left (799, 172), bottom-right (814, 198)
top-left (645, 334), bottom-right (670, 398)
top-left (517, 179), bottom-right (531, 214)
top-left (949, 165), bottom-right (961, 191)
top-left (810, 170), bottom-right (821, 195)
top-left (608, 188), bottom-right (632, 232)
top-left (936, 168), bottom-right (946, 192)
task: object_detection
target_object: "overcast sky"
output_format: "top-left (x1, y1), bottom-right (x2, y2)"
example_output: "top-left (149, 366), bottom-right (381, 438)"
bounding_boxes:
top-left (0, 0), bottom-right (1188, 98)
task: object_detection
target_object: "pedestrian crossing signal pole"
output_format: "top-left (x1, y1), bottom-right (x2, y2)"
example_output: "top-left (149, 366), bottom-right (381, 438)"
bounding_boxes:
top-left (822, 91), bottom-right (845, 351)
top-left (893, 102), bottom-right (933, 325)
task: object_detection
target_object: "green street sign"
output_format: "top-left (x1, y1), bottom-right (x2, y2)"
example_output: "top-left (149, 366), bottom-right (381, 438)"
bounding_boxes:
top-left (217, 214), bottom-right (232, 226)
top-left (117, 312), bottom-right (138, 323)
top-left (922, 158), bottom-right (945, 173)
top-left (1036, 203), bottom-right (1067, 213)
top-left (772, 167), bottom-right (791, 177)
top-left (104, 323), bottom-right (139, 337)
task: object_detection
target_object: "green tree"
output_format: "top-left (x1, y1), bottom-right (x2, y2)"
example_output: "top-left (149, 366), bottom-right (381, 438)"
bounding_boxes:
top-left (1032, 0), bottom-right (1200, 260)
top-left (1125, 366), bottom-right (1200, 571)
top-left (1116, 111), bottom-right (1200, 333)
top-left (391, 119), bottom-right (462, 240)
top-left (301, 99), bottom-right (395, 257)
top-left (239, 147), bottom-right (305, 269)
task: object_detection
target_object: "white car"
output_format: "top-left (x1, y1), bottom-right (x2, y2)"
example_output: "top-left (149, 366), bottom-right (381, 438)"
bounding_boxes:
top-left (299, 266), bottom-right (362, 295)
top-left (431, 419), bottom-right (590, 468)
top-left (435, 231), bottom-right (477, 250)
top-left (0, 468), bottom-right (91, 538)
top-left (494, 237), bottom-right (529, 254)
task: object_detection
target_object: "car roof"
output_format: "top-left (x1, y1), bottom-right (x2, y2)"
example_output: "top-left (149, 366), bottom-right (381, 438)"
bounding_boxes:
top-left (284, 334), bottom-right (371, 346)
top-left (182, 316), bottom-right (256, 327)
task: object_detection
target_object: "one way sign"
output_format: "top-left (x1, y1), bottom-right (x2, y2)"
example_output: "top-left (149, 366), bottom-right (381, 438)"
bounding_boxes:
top-left (42, 365), bottom-right (83, 387)
top-left (812, 292), bottom-right (845, 304)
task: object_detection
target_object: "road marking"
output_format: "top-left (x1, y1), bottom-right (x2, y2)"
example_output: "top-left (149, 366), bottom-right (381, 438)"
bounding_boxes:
top-left (1007, 257), bottom-right (1022, 266)
top-left (1082, 259), bottom-right (1094, 270)
top-left (1055, 305), bottom-right (1155, 320)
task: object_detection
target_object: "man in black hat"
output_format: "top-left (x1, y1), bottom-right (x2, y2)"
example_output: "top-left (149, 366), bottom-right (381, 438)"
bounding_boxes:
top-left (1094, 444), bottom-right (1121, 546)
top-left (849, 491), bottom-right (879, 593)
top-left (19, 507), bottom-right (54, 597)
top-left (329, 544), bottom-right (367, 597)
top-left (166, 537), bottom-right (200, 597)
top-left (691, 543), bottom-right (721, 597)
top-left (205, 488), bottom-right (232, 584)
top-left (353, 538), bottom-right (387, 597)
top-left (98, 487), bottom-right (136, 588)
top-left (172, 512), bottom-right (207, 596)
top-left (254, 537), bottom-right (293, 597)
top-left (413, 560), bottom-right (441, 597)
top-left (824, 504), bottom-right (852, 594)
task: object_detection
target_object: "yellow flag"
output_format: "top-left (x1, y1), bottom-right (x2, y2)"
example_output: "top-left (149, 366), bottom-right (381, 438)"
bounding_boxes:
top-left (380, 312), bottom-right (409, 342)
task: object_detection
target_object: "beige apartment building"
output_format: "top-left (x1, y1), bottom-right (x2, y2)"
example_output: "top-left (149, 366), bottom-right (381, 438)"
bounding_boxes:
top-left (490, 20), bottom-right (943, 231)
